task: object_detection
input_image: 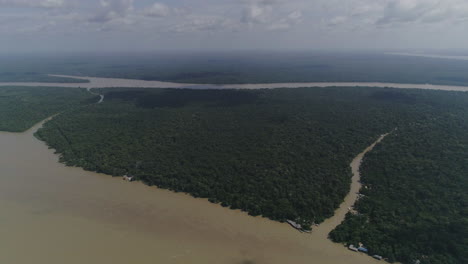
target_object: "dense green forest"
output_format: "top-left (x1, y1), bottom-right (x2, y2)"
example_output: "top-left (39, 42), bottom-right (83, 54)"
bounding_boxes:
top-left (330, 94), bottom-right (468, 263)
top-left (35, 87), bottom-right (465, 234)
top-left (3, 52), bottom-right (468, 85)
top-left (0, 86), bottom-right (98, 132)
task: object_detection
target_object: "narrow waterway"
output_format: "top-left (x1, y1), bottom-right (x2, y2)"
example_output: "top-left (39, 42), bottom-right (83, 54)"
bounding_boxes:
top-left (0, 118), bottom-right (388, 263)
top-left (313, 132), bottom-right (391, 239)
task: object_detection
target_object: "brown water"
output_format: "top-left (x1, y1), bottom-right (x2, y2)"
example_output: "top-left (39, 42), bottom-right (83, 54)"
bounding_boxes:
top-left (0, 118), bottom-right (387, 264)
top-left (0, 74), bottom-right (467, 92)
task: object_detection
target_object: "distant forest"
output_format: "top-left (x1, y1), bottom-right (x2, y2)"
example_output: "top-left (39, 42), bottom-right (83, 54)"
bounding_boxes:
top-left (0, 86), bottom-right (97, 132)
top-left (0, 72), bottom-right (88, 83)
top-left (2, 52), bottom-right (468, 85)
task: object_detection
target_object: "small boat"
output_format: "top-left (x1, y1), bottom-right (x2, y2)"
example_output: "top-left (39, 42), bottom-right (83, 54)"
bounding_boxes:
top-left (286, 220), bottom-right (302, 229)
top-left (286, 220), bottom-right (311, 233)
top-left (372, 255), bottom-right (383, 260)
top-left (123, 175), bottom-right (134, 182)
top-left (358, 247), bottom-right (368, 253)
top-left (348, 245), bottom-right (358, 252)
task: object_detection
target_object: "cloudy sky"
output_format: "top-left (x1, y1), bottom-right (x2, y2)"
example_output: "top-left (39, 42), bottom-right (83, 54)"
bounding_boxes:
top-left (1, 0), bottom-right (468, 52)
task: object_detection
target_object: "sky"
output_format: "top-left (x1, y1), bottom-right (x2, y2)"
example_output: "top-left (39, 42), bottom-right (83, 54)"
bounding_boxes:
top-left (1, 0), bottom-right (468, 53)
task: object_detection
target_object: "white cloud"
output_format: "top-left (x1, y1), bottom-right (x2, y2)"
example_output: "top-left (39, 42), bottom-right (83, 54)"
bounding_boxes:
top-left (89, 0), bottom-right (134, 23)
top-left (376, 0), bottom-right (468, 25)
top-left (144, 2), bottom-right (171, 17)
top-left (377, 0), bottom-right (440, 25)
top-left (242, 0), bottom-right (277, 24)
top-left (40, 0), bottom-right (64, 8)
top-left (170, 15), bottom-right (235, 33)
top-left (0, 0), bottom-right (65, 8)
top-left (269, 10), bottom-right (302, 31)
top-left (240, 0), bottom-right (304, 32)
top-left (327, 16), bottom-right (347, 26)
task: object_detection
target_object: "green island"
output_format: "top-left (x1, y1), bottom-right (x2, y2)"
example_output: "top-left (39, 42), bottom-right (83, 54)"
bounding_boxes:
top-left (0, 86), bottom-right (98, 132)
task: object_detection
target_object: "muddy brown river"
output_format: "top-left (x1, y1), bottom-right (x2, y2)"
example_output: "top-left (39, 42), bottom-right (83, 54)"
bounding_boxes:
top-left (0, 74), bottom-right (467, 91)
top-left (0, 114), bottom-right (386, 263)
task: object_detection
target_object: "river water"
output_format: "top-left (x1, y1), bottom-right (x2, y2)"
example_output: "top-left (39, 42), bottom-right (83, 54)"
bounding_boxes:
top-left (0, 74), bottom-right (467, 91)
top-left (0, 117), bottom-right (385, 263)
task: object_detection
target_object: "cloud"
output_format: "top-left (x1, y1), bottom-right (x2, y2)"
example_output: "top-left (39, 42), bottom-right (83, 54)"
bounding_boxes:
top-left (268, 10), bottom-right (302, 30)
top-left (0, 0), bottom-right (65, 8)
top-left (241, 0), bottom-right (303, 31)
top-left (327, 16), bottom-right (347, 26)
top-left (317, 0), bottom-right (468, 30)
top-left (39, 0), bottom-right (64, 8)
top-left (242, 0), bottom-right (277, 24)
top-left (89, 0), bottom-right (134, 24)
top-left (170, 15), bottom-right (235, 33)
top-left (376, 0), bottom-right (468, 25)
top-left (2, 0), bottom-right (468, 52)
top-left (376, 0), bottom-right (439, 25)
top-left (143, 2), bottom-right (171, 18)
